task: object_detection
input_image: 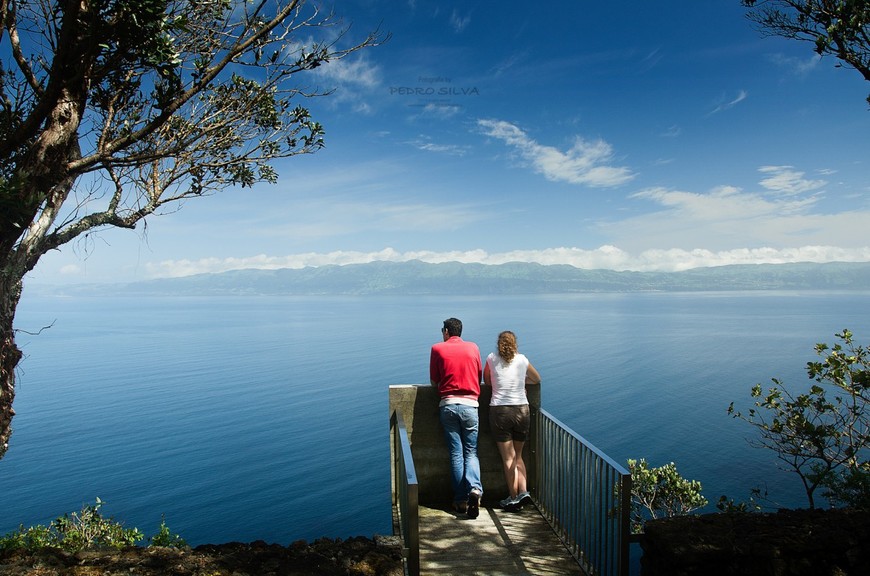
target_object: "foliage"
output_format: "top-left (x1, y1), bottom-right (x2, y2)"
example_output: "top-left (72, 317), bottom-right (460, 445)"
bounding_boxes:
top-left (741, 0), bottom-right (870, 106)
top-left (0, 0), bottom-right (384, 459)
top-left (0, 499), bottom-right (189, 553)
top-left (728, 329), bottom-right (869, 509)
top-left (626, 458), bottom-right (709, 533)
top-left (0, 498), bottom-right (143, 552)
top-left (716, 492), bottom-right (763, 513)
top-left (149, 515), bottom-right (188, 548)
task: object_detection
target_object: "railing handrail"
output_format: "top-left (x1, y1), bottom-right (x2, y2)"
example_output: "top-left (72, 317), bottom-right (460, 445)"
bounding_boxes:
top-left (539, 408), bottom-right (629, 473)
top-left (390, 409), bottom-right (419, 576)
top-left (535, 408), bottom-right (632, 576)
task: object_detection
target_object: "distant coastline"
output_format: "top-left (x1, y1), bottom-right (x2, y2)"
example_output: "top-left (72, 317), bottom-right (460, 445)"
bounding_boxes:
top-left (27, 260), bottom-right (870, 297)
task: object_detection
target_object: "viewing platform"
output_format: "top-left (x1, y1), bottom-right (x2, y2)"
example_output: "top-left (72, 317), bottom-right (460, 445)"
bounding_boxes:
top-left (416, 502), bottom-right (582, 575)
top-left (390, 384), bottom-right (632, 576)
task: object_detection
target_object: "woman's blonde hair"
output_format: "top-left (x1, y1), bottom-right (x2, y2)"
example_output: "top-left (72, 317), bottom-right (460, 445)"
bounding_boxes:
top-left (497, 330), bottom-right (517, 363)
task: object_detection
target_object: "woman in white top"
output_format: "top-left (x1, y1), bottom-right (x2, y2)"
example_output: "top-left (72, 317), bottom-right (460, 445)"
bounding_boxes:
top-left (483, 330), bottom-right (541, 511)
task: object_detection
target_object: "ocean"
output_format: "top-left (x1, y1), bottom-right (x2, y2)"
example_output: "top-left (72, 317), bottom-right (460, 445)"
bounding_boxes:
top-left (3, 290), bottom-right (869, 547)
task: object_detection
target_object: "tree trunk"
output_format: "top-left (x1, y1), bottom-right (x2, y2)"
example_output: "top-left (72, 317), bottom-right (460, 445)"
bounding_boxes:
top-left (0, 269), bottom-right (23, 459)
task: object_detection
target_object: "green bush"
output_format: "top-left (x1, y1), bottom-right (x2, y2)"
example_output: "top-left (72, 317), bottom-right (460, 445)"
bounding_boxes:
top-left (149, 515), bottom-right (188, 548)
top-left (0, 498), bottom-right (186, 553)
top-left (626, 458), bottom-right (708, 534)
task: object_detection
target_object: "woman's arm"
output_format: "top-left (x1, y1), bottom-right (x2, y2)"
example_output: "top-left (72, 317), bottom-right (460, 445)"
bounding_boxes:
top-left (525, 362), bottom-right (541, 385)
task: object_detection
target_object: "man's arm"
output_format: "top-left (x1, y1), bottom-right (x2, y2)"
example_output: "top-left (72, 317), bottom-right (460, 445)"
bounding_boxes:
top-left (429, 347), bottom-right (440, 387)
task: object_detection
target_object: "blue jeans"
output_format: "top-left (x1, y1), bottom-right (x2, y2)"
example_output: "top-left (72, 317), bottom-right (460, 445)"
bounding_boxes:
top-left (439, 403), bottom-right (483, 504)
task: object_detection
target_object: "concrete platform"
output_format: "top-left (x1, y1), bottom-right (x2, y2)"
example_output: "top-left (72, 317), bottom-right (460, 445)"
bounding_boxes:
top-left (418, 503), bottom-right (582, 575)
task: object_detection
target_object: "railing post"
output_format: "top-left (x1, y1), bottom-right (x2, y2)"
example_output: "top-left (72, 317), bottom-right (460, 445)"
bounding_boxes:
top-left (618, 467), bottom-right (632, 576)
top-left (390, 409), bottom-right (419, 576)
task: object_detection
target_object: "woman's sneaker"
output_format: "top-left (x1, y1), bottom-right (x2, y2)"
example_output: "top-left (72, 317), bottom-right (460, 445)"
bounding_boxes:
top-left (517, 491), bottom-right (533, 506)
top-left (499, 495), bottom-right (522, 512)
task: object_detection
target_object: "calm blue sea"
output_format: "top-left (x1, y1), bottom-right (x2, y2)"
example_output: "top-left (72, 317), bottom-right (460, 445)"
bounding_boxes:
top-left (3, 291), bottom-right (869, 547)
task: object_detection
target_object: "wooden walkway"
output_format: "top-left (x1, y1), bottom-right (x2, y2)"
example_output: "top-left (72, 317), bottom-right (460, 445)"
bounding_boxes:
top-left (418, 503), bottom-right (582, 575)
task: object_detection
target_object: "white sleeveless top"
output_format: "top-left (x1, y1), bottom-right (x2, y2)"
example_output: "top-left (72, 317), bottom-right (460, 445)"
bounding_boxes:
top-left (486, 352), bottom-right (530, 406)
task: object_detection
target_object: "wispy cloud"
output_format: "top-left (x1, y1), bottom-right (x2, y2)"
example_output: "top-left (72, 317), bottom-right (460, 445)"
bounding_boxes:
top-left (767, 52), bottom-right (821, 76)
top-left (312, 55), bottom-right (382, 109)
top-left (758, 165), bottom-right (826, 195)
top-left (315, 55), bottom-right (382, 88)
top-left (409, 137), bottom-right (468, 156)
top-left (640, 47), bottom-right (663, 71)
top-left (660, 125), bottom-right (681, 138)
top-left (477, 119), bottom-right (635, 187)
top-left (450, 9), bottom-right (471, 33)
top-left (267, 197), bottom-right (483, 240)
top-left (144, 245), bottom-right (870, 278)
top-left (709, 89), bottom-right (748, 115)
top-left (605, 180), bottom-right (867, 252)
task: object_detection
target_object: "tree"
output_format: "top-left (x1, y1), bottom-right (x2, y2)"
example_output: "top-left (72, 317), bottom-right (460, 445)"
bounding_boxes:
top-left (741, 0), bottom-right (870, 105)
top-left (728, 329), bottom-right (870, 509)
top-left (0, 0), bottom-right (384, 458)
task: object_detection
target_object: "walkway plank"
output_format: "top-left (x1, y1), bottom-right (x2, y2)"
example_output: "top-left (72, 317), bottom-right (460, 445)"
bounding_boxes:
top-left (418, 504), bottom-right (581, 576)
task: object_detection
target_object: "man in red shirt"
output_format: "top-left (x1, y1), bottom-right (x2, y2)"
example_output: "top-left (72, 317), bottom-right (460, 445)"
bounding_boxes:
top-left (430, 317), bottom-right (483, 518)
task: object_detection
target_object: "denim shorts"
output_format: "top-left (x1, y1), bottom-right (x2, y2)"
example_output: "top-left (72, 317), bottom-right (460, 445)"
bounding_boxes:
top-left (489, 404), bottom-right (530, 442)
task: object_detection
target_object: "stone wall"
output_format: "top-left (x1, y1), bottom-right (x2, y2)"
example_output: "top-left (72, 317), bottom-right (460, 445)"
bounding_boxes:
top-left (639, 508), bottom-right (869, 576)
top-left (388, 383), bottom-right (541, 507)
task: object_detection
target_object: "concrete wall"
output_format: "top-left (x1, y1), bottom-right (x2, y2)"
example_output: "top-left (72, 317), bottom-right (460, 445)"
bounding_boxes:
top-left (389, 383), bottom-right (540, 508)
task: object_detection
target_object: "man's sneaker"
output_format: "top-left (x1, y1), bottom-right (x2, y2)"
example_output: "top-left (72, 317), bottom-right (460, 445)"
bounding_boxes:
top-left (452, 501), bottom-right (467, 513)
top-left (517, 491), bottom-right (533, 506)
top-left (466, 489), bottom-right (482, 519)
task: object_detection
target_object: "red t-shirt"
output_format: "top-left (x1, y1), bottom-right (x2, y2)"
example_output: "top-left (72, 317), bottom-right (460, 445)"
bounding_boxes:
top-left (430, 336), bottom-right (482, 399)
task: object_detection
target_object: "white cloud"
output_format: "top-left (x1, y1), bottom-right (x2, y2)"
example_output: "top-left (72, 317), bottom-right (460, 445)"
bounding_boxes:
top-left (144, 245), bottom-right (870, 278)
top-left (607, 180), bottom-right (867, 252)
top-left (477, 119), bottom-right (635, 187)
top-left (410, 139), bottom-right (468, 155)
top-left (758, 165), bottom-right (826, 195)
top-left (631, 185), bottom-right (817, 221)
top-left (316, 55), bottom-right (382, 88)
top-left (59, 264), bottom-right (82, 275)
top-left (311, 55), bottom-right (382, 109)
top-left (768, 52), bottom-right (821, 76)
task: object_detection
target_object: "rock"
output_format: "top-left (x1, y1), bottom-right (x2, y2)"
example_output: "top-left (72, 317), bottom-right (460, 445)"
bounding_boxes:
top-left (0, 535), bottom-right (404, 575)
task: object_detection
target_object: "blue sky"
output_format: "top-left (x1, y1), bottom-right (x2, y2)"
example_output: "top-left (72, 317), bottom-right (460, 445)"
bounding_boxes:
top-left (29, 0), bottom-right (870, 285)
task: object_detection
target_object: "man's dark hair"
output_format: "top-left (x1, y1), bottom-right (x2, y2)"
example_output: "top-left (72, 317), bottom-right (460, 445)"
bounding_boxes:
top-left (443, 318), bottom-right (462, 337)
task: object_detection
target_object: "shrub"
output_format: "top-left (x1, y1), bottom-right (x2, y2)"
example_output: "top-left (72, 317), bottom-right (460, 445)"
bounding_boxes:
top-left (0, 498), bottom-right (187, 553)
top-left (150, 515), bottom-right (188, 548)
top-left (626, 458), bottom-right (708, 533)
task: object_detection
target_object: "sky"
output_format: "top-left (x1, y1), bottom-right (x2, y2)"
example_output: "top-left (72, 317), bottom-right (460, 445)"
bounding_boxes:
top-left (27, 0), bottom-right (870, 285)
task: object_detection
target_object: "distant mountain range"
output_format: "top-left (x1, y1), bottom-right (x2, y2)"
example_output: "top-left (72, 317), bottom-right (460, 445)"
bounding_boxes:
top-left (33, 260), bottom-right (870, 296)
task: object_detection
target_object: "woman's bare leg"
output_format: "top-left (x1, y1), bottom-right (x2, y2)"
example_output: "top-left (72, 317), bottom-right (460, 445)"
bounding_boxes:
top-left (496, 440), bottom-right (519, 496)
top-left (513, 440), bottom-right (527, 494)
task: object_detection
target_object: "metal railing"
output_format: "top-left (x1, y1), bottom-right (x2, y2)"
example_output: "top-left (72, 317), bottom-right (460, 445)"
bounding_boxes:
top-left (534, 408), bottom-right (631, 576)
top-left (390, 409), bottom-right (420, 576)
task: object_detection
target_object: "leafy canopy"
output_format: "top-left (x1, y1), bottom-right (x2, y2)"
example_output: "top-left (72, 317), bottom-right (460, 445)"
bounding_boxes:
top-left (0, 0), bottom-right (383, 272)
top-left (741, 0), bottom-right (870, 105)
top-left (0, 0), bottom-right (382, 459)
top-left (729, 329), bottom-right (870, 509)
